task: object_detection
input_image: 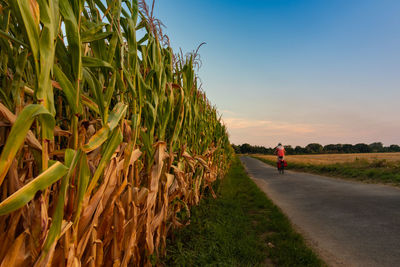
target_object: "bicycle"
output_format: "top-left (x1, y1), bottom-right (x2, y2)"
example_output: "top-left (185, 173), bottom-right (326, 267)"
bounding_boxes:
top-left (277, 159), bottom-right (286, 174)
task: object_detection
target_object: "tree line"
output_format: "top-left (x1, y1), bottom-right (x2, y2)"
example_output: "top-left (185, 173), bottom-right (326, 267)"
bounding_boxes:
top-left (232, 142), bottom-right (400, 155)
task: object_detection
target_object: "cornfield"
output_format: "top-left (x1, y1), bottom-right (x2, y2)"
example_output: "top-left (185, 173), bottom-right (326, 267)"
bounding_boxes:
top-left (0, 0), bottom-right (233, 266)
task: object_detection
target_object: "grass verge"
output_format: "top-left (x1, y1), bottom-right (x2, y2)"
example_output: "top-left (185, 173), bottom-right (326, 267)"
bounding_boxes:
top-left (163, 156), bottom-right (324, 266)
top-left (253, 156), bottom-right (400, 185)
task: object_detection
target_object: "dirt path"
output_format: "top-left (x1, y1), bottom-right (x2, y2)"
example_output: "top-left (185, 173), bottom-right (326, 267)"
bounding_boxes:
top-left (240, 156), bottom-right (400, 267)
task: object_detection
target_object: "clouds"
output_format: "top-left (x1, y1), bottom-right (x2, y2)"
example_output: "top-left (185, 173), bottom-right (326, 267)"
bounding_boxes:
top-left (221, 110), bottom-right (400, 147)
top-left (223, 117), bottom-right (314, 133)
top-left (221, 111), bottom-right (318, 146)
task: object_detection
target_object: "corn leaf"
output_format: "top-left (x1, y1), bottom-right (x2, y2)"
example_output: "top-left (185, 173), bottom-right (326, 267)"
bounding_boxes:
top-left (107, 103), bottom-right (127, 130)
top-left (0, 162), bottom-right (68, 216)
top-left (59, 0), bottom-right (82, 80)
top-left (80, 94), bottom-right (100, 114)
top-left (14, 0), bottom-right (40, 73)
top-left (82, 32), bottom-right (112, 43)
top-left (73, 152), bottom-right (90, 224)
top-left (81, 126), bottom-right (110, 153)
top-left (82, 68), bottom-right (105, 118)
top-left (86, 128), bottom-right (122, 195)
top-left (54, 65), bottom-right (83, 114)
top-left (0, 104), bottom-right (55, 187)
top-left (82, 56), bottom-right (113, 69)
top-left (36, 0), bottom-right (59, 115)
top-left (41, 149), bottom-right (81, 256)
top-left (82, 103), bottom-right (127, 152)
top-left (0, 29), bottom-right (28, 48)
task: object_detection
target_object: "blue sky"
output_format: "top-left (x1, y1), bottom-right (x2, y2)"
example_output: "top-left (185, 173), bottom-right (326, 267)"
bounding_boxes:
top-left (154, 0), bottom-right (400, 147)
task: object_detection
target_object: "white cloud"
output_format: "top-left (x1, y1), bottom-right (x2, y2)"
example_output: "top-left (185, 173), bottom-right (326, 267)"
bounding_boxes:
top-left (223, 117), bottom-right (272, 129)
top-left (223, 116), bottom-right (315, 134)
top-left (218, 109), bottom-right (400, 147)
top-left (223, 113), bottom-right (400, 147)
top-left (221, 115), bottom-right (320, 146)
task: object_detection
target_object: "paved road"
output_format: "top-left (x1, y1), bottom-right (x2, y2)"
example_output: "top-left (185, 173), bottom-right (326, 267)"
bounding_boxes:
top-left (240, 156), bottom-right (400, 267)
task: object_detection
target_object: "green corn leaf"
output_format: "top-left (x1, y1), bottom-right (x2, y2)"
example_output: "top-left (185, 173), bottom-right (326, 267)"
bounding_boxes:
top-left (81, 22), bottom-right (107, 37)
top-left (82, 56), bottom-right (113, 69)
top-left (41, 149), bottom-right (81, 255)
top-left (0, 29), bottom-right (28, 48)
top-left (145, 69), bottom-right (156, 85)
top-left (82, 32), bottom-right (112, 43)
top-left (81, 126), bottom-right (110, 153)
top-left (107, 33), bottom-right (119, 64)
top-left (122, 68), bottom-right (137, 98)
top-left (59, 0), bottom-right (82, 80)
top-left (82, 103), bottom-right (127, 152)
top-left (11, 50), bottom-right (28, 110)
top-left (107, 103), bottom-right (127, 130)
top-left (0, 162), bottom-right (68, 216)
top-left (81, 94), bottom-right (100, 114)
top-left (86, 128), bottom-right (122, 195)
top-left (36, 0), bottom-right (59, 115)
top-left (140, 130), bottom-right (153, 158)
top-left (0, 104), bottom-right (55, 187)
top-left (139, 73), bottom-right (152, 94)
top-left (54, 65), bottom-right (82, 114)
top-left (14, 0), bottom-right (40, 74)
top-left (55, 37), bottom-right (71, 71)
top-left (74, 152), bottom-right (90, 224)
top-left (104, 71), bottom-right (117, 121)
top-left (0, 90), bottom-right (12, 111)
top-left (93, 0), bottom-right (107, 13)
top-left (82, 68), bottom-right (105, 118)
top-left (137, 33), bottom-right (148, 45)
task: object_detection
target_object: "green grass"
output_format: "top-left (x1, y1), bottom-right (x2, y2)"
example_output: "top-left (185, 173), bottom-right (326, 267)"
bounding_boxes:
top-left (163, 156), bottom-right (325, 267)
top-left (254, 156), bottom-right (400, 185)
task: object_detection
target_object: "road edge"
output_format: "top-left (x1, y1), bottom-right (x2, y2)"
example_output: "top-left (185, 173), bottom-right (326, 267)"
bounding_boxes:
top-left (240, 156), bottom-right (343, 267)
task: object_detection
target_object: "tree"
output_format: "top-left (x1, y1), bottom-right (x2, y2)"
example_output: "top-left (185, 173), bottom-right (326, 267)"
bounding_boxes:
top-left (324, 144), bottom-right (342, 153)
top-left (239, 143), bottom-right (252, 154)
top-left (232, 144), bottom-right (241, 154)
top-left (295, 146), bottom-right (305, 154)
top-left (342, 144), bottom-right (354, 153)
top-left (284, 145), bottom-right (294, 155)
top-left (389, 144), bottom-right (400, 152)
top-left (354, 143), bottom-right (370, 153)
top-left (305, 143), bottom-right (323, 154)
top-left (369, 142), bottom-right (384, 153)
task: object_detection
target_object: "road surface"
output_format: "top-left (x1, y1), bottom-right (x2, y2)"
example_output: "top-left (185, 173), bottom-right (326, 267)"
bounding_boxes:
top-left (240, 156), bottom-right (400, 267)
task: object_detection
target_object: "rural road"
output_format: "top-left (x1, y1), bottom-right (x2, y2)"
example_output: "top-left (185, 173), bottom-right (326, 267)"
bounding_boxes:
top-left (240, 156), bottom-right (400, 267)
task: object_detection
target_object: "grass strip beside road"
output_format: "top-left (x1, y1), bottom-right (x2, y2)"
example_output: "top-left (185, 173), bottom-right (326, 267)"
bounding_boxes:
top-left (164, 156), bottom-right (324, 266)
top-left (253, 156), bottom-right (400, 185)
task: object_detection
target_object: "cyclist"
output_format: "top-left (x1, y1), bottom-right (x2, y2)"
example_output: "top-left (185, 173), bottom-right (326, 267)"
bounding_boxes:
top-left (274, 143), bottom-right (286, 163)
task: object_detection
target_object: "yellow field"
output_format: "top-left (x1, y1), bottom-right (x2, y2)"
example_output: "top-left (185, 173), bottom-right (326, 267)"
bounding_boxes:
top-left (256, 152), bottom-right (400, 165)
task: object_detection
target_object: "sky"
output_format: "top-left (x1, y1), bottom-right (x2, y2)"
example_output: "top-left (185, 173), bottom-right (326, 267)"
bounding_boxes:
top-left (153, 0), bottom-right (400, 147)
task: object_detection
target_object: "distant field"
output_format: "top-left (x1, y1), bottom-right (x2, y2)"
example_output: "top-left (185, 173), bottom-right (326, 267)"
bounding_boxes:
top-left (256, 152), bottom-right (400, 165)
top-left (253, 153), bottom-right (400, 185)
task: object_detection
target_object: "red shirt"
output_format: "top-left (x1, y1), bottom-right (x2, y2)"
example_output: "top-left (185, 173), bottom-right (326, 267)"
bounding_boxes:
top-left (276, 146), bottom-right (285, 157)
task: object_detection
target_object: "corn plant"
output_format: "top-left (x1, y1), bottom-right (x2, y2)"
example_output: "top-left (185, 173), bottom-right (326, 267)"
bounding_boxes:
top-left (0, 0), bottom-right (233, 265)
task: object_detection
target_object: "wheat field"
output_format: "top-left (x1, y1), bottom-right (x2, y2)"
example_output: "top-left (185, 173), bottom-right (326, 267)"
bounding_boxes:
top-left (256, 153), bottom-right (400, 165)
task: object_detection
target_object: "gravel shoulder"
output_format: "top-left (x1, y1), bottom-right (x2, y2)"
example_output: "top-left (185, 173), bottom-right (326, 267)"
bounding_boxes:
top-left (241, 156), bottom-right (400, 267)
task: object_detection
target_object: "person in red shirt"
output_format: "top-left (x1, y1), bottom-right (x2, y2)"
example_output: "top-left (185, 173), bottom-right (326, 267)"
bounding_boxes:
top-left (274, 143), bottom-right (286, 162)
